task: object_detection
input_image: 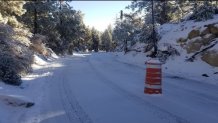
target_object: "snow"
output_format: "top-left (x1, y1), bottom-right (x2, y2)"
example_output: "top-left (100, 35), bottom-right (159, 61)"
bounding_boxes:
top-left (130, 42), bottom-right (146, 51)
top-left (164, 55), bottom-right (218, 84)
top-left (146, 58), bottom-right (162, 64)
top-left (203, 33), bottom-right (213, 38)
top-left (48, 50), bottom-right (59, 61)
top-left (115, 52), bottom-right (148, 68)
top-left (116, 48), bottom-right (218, 85)
top-left (189, 36), bottom-right (202, 43)
top-left (114, 15), bottom-right (218, 85)
top-left (214, 23), bottom-right (218, 28)
top-left (211, 42), bottom-right (218, 51)
top-left (0, 53), bottom-right (59, 123)
top-left (156, 15), bottom-right (218, 84)
top-left (0, 52), bottom-right (218, 123)
top-left (199, 26), bottom-right (207, 32)
top-left (33, 54), bottom-right (48, 65)
top-left (0, 94), bottom-right (33, 107)
top-left (116, 50), bottom-right (218, 85)
top-left (159, 15), bottom-right (218, 45)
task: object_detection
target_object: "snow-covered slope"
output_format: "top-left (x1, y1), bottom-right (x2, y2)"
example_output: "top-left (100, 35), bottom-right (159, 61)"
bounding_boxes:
top-left (159, 15), bottom-right (218, 45)
top-left (116, 16), bottom-right (218, 85)
top-left (0, 52), bottom-right (58, 123)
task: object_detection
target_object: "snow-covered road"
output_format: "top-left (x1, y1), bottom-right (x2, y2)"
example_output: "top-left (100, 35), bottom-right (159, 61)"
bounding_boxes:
top-left (19, 52), bottom-right (218, 123)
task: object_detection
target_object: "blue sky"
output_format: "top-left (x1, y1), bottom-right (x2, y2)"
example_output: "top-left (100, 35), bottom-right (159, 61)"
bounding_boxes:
top-left (69, 1), bottom-right (132, 32)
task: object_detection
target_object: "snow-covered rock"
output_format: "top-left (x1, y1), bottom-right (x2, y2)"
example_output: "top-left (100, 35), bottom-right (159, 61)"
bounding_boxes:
top-left (201, 43), bottom-right (218, 67)
top-left (0, 94), bottom-right (34, 108)
top-left (188, 29), bottom-right (200, 39)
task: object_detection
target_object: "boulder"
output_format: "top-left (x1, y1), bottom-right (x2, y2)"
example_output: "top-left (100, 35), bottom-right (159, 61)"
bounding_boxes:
top-left (186, 37), bottom-right (203, 54)
top-left (201, 50), bottom-right (218, 67)
top-left (208, 24), bottom-right (218, 35)
top-left (188, 30), bottom-right (200, 39)
top-left (186, 42), bottom-right (202, 54)
top-left (202, 34), bottom-right (216, 45)
top-left (200, 27), bottom-right (210, 36)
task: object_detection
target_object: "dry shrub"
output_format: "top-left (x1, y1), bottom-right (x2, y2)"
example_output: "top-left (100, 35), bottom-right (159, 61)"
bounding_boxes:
top-left (30, 34), bottom-right (48, 56)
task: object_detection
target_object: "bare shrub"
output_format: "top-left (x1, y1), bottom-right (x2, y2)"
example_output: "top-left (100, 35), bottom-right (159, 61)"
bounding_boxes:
top-left (30, 34), bottom-right (48, 56)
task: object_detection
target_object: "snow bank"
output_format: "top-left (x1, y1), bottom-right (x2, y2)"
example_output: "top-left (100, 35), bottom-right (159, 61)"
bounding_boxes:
top-left (0, 51), bottom-right (57, 122)
top-left (115, 52), bottom-right (148, 69)
top-left (32, 50), bottom-right (59, 70)
top-left (33, 54), bottom-right (48, 65)
top-left (115, 51), bottom-right (218, 85)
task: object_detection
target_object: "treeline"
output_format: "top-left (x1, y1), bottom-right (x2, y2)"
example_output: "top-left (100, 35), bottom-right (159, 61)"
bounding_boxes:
top-left (20, 1), bottom-right (96, 55)
top-left (19, 1), bottom-right (116, 54)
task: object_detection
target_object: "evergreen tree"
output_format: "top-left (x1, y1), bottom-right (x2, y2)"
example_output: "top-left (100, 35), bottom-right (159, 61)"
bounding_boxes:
top-left (127, 0), bottom-right (194, 24)
top-left (20, 1), bottom-right (63, 53)
top-left (189, 1), bottom-right (215, 21)
top-left (113, 12), bottom-right (143, 51)
top-left (0, 1), bottom-right (33, 85)
top-left (84, 27), bottom-right (92, 51)
top-left (101, 27), bottom-right (112, 52)
top-left (0, 1), bottom-right (26, 28)
top-left (91, 27), bottom-right (100, 52)
top-left (21, 1), bottom-right (58, 34)
top-left (21, 1), bottom-right (86, 54)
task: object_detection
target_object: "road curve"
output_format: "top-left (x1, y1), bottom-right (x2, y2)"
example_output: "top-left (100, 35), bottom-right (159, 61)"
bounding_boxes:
top-left (20, 53), bottom-right (218, 123)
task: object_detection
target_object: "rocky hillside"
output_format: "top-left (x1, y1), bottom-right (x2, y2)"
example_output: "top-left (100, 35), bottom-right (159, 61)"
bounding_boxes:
top-left (121, 15), bottom-right (218, 84)
top-left (177, 22), bottom-right (218, 66)
top-left (157, 15), bottom-right (218, 83)
top-left (159, 15), bottom-right (218, 66)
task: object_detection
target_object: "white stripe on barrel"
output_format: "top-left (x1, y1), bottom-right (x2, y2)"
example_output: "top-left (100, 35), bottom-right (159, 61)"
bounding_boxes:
top-left (145, 84), bottom-right (161, 89)
top-left (146, 64), bottom-right (161, 69)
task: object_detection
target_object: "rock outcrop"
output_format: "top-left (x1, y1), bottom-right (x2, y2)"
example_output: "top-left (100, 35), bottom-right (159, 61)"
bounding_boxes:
top-left (176, 23), bottom-right (218, 66)
top-left (201, 50), bottom-right (218, 67)
top-left (188, 30), bottom-right (200, 39)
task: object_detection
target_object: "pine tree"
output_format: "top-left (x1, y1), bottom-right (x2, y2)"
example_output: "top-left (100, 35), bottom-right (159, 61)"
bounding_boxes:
top-left (21, 1), bottom-right (86, 54)
top-left (21, 1), bottom-right (58, 34)
top-left (84, 27), bottom-right (92, 51)
top-left (113, 12), bottom-right (143, 52)
top-left (0, 1), bottom-right (33, 85)
top-left (91, 27), bottom-right (100, 52)
top-left (190, 1), bottom-right (215, 21)
top-left (101, 27), bottom-right (112, 52)
top-left (0, 1), bottom-right (26, 28)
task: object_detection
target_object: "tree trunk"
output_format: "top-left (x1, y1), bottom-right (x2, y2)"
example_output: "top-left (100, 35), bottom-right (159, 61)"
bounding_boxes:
top-left (151, 0), bottom-right (158, 57)
top-left (34, 0), bottom-right (38, 34)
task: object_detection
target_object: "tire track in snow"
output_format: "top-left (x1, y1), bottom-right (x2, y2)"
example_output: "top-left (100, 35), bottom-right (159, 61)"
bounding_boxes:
top-left (59, 63), bottom-right (93, 123)
top-left (88, 57), bottom-right (189, 123)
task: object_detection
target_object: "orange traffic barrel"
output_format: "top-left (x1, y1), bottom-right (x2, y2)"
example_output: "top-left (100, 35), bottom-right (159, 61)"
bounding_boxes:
top-left (144, 59), bottom-right (162, 94)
